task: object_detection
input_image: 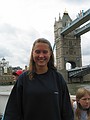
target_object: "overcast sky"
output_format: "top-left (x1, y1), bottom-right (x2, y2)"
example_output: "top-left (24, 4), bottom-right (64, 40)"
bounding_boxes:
top-left (0, 0), bottom-right (90, 69)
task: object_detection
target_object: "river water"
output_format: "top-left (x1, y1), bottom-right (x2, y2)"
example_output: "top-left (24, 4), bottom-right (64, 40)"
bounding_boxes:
top-left (0, 82), bottom-right (90, 95)
top-left (67, 82), bottom-right (90, 95)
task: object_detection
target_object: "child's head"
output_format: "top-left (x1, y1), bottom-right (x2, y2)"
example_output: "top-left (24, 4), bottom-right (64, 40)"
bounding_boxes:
top-left (76, 88), bottom-right (90, 110)
top-left (12, 70), bottom-right (23, 81)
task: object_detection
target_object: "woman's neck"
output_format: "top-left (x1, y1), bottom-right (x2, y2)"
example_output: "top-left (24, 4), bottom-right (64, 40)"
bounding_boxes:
top-left (36, 66), bottom-right (48, 74)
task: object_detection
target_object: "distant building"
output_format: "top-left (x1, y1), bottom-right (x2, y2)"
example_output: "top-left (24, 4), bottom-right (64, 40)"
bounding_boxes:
top-left (0, 58), bottom-right (13, 85)
top-left (0, 58), bottom-right (12, 75)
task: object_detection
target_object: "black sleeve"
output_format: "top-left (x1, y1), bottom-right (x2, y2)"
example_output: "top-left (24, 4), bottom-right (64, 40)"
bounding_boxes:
top-left (57, 73), bottom-right (74, 120)
top-left (3, 79), bottom-right (23, 120)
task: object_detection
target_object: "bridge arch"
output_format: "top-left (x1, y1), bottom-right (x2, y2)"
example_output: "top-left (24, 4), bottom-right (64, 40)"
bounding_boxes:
top-left (66, 61), bottom-right (76, 69)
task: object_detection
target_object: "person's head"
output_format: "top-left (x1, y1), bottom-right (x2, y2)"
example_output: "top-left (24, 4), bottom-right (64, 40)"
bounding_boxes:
top-left (12, 70), bottom-right (23, 81)
top-left (76, 87), bottom-right (90, 110)
top-left (29, 38), bottom-right (56, 77)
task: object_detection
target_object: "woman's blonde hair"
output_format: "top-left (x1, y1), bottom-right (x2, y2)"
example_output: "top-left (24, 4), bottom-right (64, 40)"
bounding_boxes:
top-left (75, 88), bottom-right (90, 120)
top-left (28, 38), bottom-right (56, 79)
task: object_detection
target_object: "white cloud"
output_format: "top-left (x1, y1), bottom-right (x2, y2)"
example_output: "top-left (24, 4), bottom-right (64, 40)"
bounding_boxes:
top-left (0, 0), bottom-right (89, 69)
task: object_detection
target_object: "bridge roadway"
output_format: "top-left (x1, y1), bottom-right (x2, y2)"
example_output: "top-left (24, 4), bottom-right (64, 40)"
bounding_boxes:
top-left (74, 22), bottom-right (90, 36)
top-left (61, 9), bottom-right (90, 35)
top-left (68, 65), bottom-right (90, 78)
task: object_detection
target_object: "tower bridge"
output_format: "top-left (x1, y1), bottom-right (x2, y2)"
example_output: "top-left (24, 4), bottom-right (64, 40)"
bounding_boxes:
top-left (61, 9), bottom-right (90, 35)
top-left (54, 8), bottom-right (90, 83)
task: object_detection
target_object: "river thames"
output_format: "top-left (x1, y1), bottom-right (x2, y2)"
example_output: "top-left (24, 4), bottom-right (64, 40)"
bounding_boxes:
top-left (67, 82), bottom-right (90, 95)
top-left (0, 82), bottom-right (90, 95)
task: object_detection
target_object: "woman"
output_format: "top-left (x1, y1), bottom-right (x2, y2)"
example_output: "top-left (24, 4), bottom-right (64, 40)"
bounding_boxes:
top-left (73, 88), bottom-right (90, 120)
top-left (3, 38), bottom-right (74, 120)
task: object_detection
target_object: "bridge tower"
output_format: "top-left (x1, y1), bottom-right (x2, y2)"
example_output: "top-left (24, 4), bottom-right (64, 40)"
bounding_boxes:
top-left (54, 11), bottom-right (82, 80)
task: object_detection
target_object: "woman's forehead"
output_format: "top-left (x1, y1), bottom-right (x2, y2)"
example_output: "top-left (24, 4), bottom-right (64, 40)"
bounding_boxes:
top-left (33, 42), bottom-right (50, 49)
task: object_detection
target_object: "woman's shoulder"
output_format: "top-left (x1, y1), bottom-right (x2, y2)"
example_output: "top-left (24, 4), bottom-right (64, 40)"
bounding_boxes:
top-left (50, 69), bottom-right (66, 86)
top-left (50, 68), bottom-right (64, 78)
top-left (54, 70), bottom-right (66, 83)
top-left (17, 71), bottom-right (29, 82)
top-left (20, 70), bottom-right (29, 77)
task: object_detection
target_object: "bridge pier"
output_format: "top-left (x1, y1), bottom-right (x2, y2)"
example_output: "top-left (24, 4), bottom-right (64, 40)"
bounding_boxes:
top-left (80, 76), bottom-right (83, 83)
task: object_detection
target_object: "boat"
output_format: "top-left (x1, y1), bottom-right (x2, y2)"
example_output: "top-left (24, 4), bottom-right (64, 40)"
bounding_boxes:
top-left (0, 85), bottom-right (13, 119)
top-left (0, 85), bottom-right (76, 119)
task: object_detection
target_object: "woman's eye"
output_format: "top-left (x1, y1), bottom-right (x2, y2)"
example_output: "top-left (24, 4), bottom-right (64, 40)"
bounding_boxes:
top-left (35, 50), bottom-right (40, 54)
top-left (34, 50), bottom-right (48, 54)
top-left (43, 50), bottom-right (48, 54)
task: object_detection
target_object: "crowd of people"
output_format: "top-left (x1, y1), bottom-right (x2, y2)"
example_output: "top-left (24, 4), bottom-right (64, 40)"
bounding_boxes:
top-left (1, 38), bottom-right (90, 120)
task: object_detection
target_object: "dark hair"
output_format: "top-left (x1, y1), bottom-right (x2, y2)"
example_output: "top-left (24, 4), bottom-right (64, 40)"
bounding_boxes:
top-left (28, 38), bottom-right (56, 79)
top-left (12, 72), bottom-right (18, 76)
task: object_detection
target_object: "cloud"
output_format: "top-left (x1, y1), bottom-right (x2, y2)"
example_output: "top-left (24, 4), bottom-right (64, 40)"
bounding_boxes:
top-left (62, 0), bottom-right (88, 4)
top-left (0, 0), bottom-right (89, 69)
top-left (0, 46), bottom-right (12, 58)
top-left (0, 23), bottom-right (40, 68)
top-left (81, 32), bottom-right (90, 55)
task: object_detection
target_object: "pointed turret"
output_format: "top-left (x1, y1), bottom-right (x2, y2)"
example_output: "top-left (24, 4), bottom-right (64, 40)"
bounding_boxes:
top-left (62, 9), bottom-right (72, 27)
top-left (59, 13), bottom-right (61, 21)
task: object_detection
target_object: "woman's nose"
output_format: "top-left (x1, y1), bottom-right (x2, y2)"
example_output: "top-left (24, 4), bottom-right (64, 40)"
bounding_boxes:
top-left (39, 52), bottom-right (44, 57)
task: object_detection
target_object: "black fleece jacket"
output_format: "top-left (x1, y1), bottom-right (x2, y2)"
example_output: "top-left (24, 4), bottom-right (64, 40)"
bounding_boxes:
top-left (3, 69), bottom-right (74, 120)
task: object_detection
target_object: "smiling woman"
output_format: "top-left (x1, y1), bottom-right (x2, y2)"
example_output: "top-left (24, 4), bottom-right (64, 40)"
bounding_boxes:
top-left (3, 38), bottom-right (74, 120)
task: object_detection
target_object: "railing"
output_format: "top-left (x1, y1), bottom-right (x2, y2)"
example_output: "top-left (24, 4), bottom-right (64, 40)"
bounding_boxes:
top-left (74, 22), bottom-right (90, 36)
top-left (0, 85), bottom-right (13, 117)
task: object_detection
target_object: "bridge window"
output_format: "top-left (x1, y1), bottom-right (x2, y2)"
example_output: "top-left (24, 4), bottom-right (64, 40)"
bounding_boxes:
top-left (64, 42), bottom-right (66, 45)
top-left (74, 52), bottom-right (76, 54)
top-left (69, 41), bottom-right (72, 46)
top-left (66, 51), bottom-right (68, 54)
top-left (69, 48), bottom-right (73, 55)
top-left (74, 43), bottom-right (76, 45)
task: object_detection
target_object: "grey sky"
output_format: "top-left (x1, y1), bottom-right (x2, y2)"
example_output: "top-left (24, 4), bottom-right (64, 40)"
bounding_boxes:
top-left (0, 0), bottom-right (89, 68)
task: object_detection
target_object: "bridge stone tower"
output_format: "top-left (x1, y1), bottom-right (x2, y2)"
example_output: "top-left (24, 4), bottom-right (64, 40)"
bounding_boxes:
top-left (54, 11), bottom-right (82, 80)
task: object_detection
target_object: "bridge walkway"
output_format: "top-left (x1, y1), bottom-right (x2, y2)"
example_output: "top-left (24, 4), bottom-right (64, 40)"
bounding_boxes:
top-left (61, 9), bottom-right (90, 35)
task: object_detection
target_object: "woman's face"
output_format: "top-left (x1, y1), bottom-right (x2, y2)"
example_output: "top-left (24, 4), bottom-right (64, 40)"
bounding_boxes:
top-left (78, 93), bottom-right (90, 109)
top-left (33, 42), bottom-right (51, 69)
